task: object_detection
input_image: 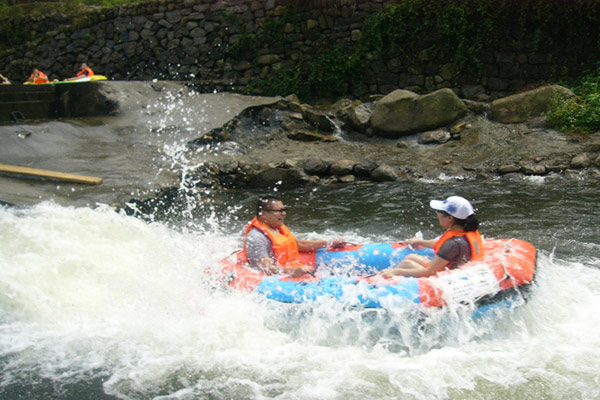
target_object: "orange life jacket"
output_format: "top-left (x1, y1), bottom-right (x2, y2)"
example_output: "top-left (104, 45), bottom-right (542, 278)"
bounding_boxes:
top-left (30, 71), bottom-right (49, 84)
top-left (241, 217), bottom-right (303, 269)
top-left (433, 229), bottom-right (485, 264)
top-left (76, 67), bottom-right (94, 77)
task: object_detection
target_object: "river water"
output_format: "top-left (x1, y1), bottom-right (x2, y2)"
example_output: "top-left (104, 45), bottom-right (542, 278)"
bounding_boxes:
top-left (1, 87), bottom-right (599, 399)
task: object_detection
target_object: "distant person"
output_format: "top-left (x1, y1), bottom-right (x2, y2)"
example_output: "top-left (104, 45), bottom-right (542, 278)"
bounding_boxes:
top-left (27, 68), bottom-right (49, 84)
top-left (378, 195), bottom-right (485, 278)
top-left (242, 196), bottom-right (346, 277)
top-left (0, 73), bottom-right (11, 84)
top-left (65, 63), bottom-right (94, 81)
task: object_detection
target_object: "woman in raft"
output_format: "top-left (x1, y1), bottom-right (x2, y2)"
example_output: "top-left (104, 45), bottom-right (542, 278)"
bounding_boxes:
top-left (379, 195), bottom-right (484, 278)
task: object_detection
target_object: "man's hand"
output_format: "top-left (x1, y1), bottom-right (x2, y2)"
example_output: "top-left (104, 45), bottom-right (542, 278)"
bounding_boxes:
top-left (327, 238), bottom-right (346, 249)
top-left (287, 265), bottom-right (312, 277)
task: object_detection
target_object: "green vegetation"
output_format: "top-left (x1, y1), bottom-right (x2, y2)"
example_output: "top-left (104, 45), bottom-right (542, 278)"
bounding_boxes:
top-left (547, 64), bottom-right (600, 133)
top-left (0, 0), bottom-right (139, 17)
top-left (225, 17), bottom-right (286, 59)
top-left (257, 46), bottom-right (367, 100)
top-left (225, 1), bottom-right (308, 59)
top-left (0, 0), bottom-right (141, 52)
top-left (252, 0), bottom-right (600, 101)
top-left (359, 0), bottom-right (493, 70)
top-left (2, 0), bottom-right (600, 110)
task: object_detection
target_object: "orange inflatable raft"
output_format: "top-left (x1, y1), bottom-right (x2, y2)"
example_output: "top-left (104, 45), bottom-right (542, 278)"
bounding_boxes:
top-left (218, 238), bottom-right (536, 309)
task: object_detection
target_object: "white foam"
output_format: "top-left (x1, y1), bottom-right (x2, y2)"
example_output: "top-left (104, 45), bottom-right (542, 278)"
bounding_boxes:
top-left (1, 203), bottom-right (599, 399)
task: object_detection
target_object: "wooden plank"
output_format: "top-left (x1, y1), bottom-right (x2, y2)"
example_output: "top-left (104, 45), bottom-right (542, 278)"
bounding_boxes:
top-left (0, 163), bottom-right (102, 185)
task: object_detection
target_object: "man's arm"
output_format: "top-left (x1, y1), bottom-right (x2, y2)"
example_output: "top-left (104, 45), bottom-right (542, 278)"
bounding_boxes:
top-left (254, 257), bottom-right (280, 274)
top-left (296, 239), bottom-right (328, 252)
top-left (296, 238), bottom-right (345, 252)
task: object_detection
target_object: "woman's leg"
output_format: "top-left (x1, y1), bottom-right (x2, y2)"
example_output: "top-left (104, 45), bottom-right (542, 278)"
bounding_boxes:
top-left (381, 254), bottom-right (430, 278)
top-left (398, 254), bottom-right (430, 266)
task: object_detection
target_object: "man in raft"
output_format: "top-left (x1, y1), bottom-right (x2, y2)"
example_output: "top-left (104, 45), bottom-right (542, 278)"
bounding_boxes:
top-left (27, 68), bottom-right (50, 84)
top-left (65, 63), bottom-right (94, 81)
top-left (242, 196), bottom-right (346, 277)
top-left (379, 195), bottom-right (484, 278)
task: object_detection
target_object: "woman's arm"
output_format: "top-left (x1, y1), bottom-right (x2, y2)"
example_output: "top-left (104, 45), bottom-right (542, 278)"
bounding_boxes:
top-left (405, 238), bottom-right (438, 248)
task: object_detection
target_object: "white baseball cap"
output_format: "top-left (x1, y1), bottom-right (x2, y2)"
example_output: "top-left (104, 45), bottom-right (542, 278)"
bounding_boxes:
top-left (430, 196), bottom-right (475, 219)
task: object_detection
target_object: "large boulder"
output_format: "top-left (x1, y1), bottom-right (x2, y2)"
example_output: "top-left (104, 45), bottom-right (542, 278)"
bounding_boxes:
top-left (490, 84), bottom-right (575, 124)
top-left (348, 101), bottom-right (376, 132)
top-left (300, 104), bottom-right (336, 131)
top-left (370, 90), bottom-right (417, 137)
top-left (370, 88), bottom-right (468, 138)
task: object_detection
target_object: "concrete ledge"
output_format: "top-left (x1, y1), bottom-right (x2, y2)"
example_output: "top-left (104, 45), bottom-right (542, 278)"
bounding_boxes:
top-left (0, 82), bottom-right (118, 122)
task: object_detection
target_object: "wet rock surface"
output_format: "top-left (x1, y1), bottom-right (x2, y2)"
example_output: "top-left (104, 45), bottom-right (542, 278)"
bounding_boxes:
top-left (173, 87), bottom-right (600, 200)
top-left (1, 81), bottom-right (598, 213)
top-left (490, 85), bottom-right (576, 124)
top-left (371, 88), bottom-right (468, 137)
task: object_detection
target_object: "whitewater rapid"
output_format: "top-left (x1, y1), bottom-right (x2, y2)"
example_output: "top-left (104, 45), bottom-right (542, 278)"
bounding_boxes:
top-left (1, 201), bottom-right (599, 399)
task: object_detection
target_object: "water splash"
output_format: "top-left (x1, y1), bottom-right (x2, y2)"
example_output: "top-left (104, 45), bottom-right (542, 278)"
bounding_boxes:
top-left (1, 200), bottom-right (600, 399)
top-left (326, 115), bottom-right (345, 140)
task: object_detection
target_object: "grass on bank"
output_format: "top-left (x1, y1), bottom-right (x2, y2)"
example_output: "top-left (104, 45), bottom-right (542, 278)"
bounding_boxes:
top-left (547, 63), bottom-right (600, 134)
top-left (0, 0), bottom-right (140, 17)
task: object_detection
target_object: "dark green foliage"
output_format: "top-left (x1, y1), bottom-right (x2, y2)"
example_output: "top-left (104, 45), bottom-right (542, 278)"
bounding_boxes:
top-left (0, 0), bottom-right (140, 51)
top-left (258, 46), bottom-right (367, 100)
top-left (2, 0), bottom-right (600, 104)
top-left (254, 0), bottom-right (600, 100)
top-left (0, 0), bottom-right (138, 17)
top-left (0, 17), bottom-right (29, 50)
top-left (547, 64), bottom-right (600, 133)
top-left (360, 0), bottom-right (495, 69)
top-left (225, 1), bottom-right (308, 58)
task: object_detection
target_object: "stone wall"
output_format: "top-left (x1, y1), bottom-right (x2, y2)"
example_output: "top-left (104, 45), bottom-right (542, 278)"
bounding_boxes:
top-left (1, 0), bottom-right (597, 100)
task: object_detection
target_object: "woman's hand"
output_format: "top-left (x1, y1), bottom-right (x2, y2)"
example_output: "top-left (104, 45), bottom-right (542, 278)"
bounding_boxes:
top-left (405, 237), bottom-right (437, 249)
top-left (405, 238), bottom-right (421, 246)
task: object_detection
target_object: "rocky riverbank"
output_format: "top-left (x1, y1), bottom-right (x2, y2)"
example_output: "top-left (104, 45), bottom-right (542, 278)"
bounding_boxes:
top-left (1, 80), bottom-right (598, 212)
top-left (117, 82), bottom-right (599, 216)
